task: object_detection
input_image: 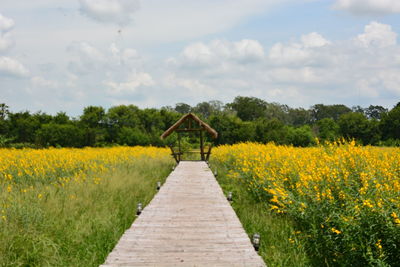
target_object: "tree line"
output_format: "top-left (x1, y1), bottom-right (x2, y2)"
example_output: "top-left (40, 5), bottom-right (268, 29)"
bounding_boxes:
top-left (0, 97), bottom-right (399, 148)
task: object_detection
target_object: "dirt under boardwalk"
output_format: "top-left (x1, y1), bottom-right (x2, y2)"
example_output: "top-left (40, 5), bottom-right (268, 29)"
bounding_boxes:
top-left (101, 161), bottom-right (266, 267)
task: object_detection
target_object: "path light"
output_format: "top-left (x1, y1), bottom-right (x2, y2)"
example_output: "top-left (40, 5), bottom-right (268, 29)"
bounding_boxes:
top-left (227, 192), bottom-right (233, 202)
top-left (214, 169), bottom-right (218, 177)
top-left (136, 202), bottom-right (142, 216)
top-left (172, 165), bottom-right (175, 171)
top-left (252, 233), bottom-right (260, 251)
top-left (157, 181), bottom-right (161, 190)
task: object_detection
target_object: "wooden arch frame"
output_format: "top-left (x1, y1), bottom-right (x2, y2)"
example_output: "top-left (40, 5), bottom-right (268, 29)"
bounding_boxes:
top-left (160, 113), bottom-right (218, 163)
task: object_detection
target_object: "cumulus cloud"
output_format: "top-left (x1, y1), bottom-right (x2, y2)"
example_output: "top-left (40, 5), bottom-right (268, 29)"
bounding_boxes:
top-left (109, 43), bottom-right (139, 65)
top-left (164, 74), bottom-right (216, 98)
top-left (334, 0), bottom-right (400, 15)
top-left (67, 41), bottom-right (106, 74)
top-left (166, 21), bottom-right (400, 107)
top-left (31, 76), bottom-right (59, 88)
top-left (355, 21), bottom-right (397, 48)
top-left (105, 72), bottom-right (154, 95)
top-left (268, 32), bottom-right (330, 65)
top-left (0, 56), bottom-right (29, 77)
top-left (0, 13), bottom-right (14, 32)
top-left (79, 0), bottom-right (140, 25)
top-left (0, 14), bottom-right (15, 52)
top-left (67, 41), bottom-right (105, 62)
top-left (174, 39), bottom-right (264, 68)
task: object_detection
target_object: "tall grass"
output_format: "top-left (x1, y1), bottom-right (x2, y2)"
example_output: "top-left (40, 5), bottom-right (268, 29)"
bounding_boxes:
top-left (1, 155), bottom-right (173, 267)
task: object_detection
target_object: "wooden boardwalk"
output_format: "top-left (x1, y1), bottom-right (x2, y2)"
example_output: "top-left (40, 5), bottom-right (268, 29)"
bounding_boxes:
top-left (101, 161), bottom-right (266, 267)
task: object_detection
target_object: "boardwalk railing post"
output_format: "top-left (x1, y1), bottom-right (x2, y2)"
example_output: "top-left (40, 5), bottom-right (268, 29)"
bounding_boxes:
top-left (157, 181), bottom-right (161, 190)
top-left (227, 192), bottom-right (233, 202)
top-left (136, 202), bottom-right (142, 216)
top-left (252, 233), bottom-right (260, 251)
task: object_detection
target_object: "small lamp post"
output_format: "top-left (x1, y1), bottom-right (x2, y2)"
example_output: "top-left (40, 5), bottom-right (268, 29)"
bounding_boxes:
top-left (227, 192), bottom-right (233, 202)
top-left (214, 169), bottom-right (218, 177)
top-left (252, 233), bottom-right (260, 251)
top-left (157, 181), bottom-right (161, 190)
top-left (136, 202), bottom-right (142, 216)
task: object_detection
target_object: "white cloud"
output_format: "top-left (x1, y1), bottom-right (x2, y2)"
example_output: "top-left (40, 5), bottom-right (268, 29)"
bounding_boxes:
top-left (164, 73), bottom-right (216, 98)
top-left (31, 76), bottom-right (59, 88)
top-left (67, 41), bottom-right (105, 62)
top-left (268, 32), bottom-right (330, 65)
top-left (79, 0), bottom-right (140, 25)
top-left (109, 43), bottom-right (139, 65)
top-left (0, 14), bottom-right (15, 52)
top-left (166, 21), bottom-right (400, 107)
top-left (0, 56), bottom-right (29, 77)
top-left (355, 21), bottom-right (397, 48)
top-left (105, 72), bottom-right (154, 95)
top-left (176, 39), bottom-right (265, 68)
top-left (0, 32), bottom-right (14, 52)
top-left (0, 13), bottom-right (14, 32)
top-left (301, 32), bottom-right (331, 48)
top-left (334, 0), bottom-right (400, 15)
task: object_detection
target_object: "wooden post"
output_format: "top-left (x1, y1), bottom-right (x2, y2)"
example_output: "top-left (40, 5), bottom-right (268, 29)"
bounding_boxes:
top-left (206, 144), bottom-right (213, 161)
top-left (200, 130), bottom-right (205, 161)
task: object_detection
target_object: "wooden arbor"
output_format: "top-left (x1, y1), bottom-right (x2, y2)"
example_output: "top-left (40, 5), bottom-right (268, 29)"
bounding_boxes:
top-left (160, 113), bottom-right (218, 163)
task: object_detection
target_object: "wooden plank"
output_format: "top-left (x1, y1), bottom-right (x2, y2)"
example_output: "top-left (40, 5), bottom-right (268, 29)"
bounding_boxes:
top-left (101, 161), bottom-right (266, 267)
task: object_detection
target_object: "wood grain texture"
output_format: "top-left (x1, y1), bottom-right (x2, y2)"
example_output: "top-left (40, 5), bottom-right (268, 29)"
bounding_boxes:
top-left (101, 161), bottom-right (266, 267)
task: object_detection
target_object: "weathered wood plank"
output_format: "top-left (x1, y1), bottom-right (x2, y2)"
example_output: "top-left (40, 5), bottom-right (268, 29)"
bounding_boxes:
top-left (101, 161), bottom-right (266, 267)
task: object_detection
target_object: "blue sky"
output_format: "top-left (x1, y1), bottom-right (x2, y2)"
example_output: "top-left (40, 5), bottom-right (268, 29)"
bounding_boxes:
top-left (0, 0), bottom-right (400, 116)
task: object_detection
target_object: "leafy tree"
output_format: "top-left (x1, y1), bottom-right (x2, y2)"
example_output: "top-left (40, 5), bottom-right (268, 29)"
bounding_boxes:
top-left (116, 127), bottom-right (150, 146)
top-left (0, 103), bottom-right (9, 135)
top-left (316, 118), bottom-right (340, 142)
top-left (254, 118), bottom-right (288, 144)
top-left (174, 103), bottom-right (192, 114)
top-left (288, 107), bottom-right (311, 126)
top-left (36, 123), bottom-right (84, 147)
top-left (365, 105), bottom-right (387, 120)
top-left (227, 96), bottom-right (267, 121)
top-left (339, 112), bottom-right (380, 144)
top-left (53, 112), bottom-right (70, 124)
top-left (192, 101), bottom-right (224, 118)
top-left (287, 125), bottom-right (315, 147)
top-left (380, 103), bottom-right (400, 140)
top-left (80, 106), bottom-right (106, 146)
top-left (209, 114), bottom-right (255, 144)
top-left (80, 106), bottom-right (105, 128)
top-left (0, 103), bottom-right (9, 120)
top-left (8, 111), bottom-right (40, 143)
top-left (265, 103), bottom-right (290, 122)
top-left (310, 104), bottom-right (352, 121)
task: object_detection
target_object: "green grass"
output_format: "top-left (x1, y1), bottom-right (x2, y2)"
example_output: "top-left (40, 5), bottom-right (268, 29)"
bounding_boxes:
top-left (210, 160), bottom-right (312, 267)
top-left (0, 157), bottom-right (173, 267)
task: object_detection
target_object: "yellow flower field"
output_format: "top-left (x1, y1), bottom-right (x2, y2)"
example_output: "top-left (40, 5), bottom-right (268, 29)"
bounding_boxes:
top-left (213, 141), bottom-right (400, 266)
top-left (0, 146), bottom-right (172, 266)
top-left (1, 146), bottom-right (169, 186)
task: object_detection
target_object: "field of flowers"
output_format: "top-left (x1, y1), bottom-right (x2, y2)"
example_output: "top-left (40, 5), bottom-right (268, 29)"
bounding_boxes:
top-left (213, 141), bottom-right (400, 266)
top-left (0, 146), bottom-right (172, 266)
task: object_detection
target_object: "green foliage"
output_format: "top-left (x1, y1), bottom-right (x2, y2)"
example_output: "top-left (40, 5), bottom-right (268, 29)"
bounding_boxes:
top-left (287, 125), bottom-right (315, 147)
top-left (316, 118), bottom-right (340, 142)
top-left (116, 127), bottom-right (150, 146)
top-left (380, 103), bottom-right (400, 140)
top-left (36, 123), bottom-right (84, 147)
top-left (338, 112), bottom-right (381, 145)
top-left (0, 99), bottom-right (399, 148)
